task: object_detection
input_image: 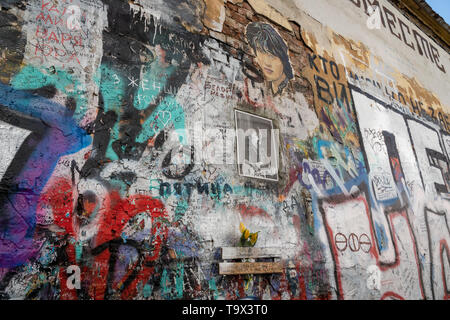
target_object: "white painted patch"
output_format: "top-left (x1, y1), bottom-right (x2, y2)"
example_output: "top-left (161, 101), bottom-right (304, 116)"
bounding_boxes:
top-left (0, 121), bottom-right (31, 181)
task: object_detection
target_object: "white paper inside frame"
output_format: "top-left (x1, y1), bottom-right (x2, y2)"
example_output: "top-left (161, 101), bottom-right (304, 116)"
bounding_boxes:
top-left (235, 109), bottom-right (279, 182)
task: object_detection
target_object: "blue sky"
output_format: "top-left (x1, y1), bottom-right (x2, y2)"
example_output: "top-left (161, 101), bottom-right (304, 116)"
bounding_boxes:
top-left (426, 0), bottom-right (450, 24)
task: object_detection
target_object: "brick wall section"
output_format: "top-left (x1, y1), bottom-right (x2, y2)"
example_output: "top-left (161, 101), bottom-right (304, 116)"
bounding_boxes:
top-left (206, 0), bottom-right (315, 107)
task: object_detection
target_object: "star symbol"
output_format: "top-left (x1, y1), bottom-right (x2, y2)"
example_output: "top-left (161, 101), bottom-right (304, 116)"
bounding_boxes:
top-left (128, 76), bottom-right (139, 87)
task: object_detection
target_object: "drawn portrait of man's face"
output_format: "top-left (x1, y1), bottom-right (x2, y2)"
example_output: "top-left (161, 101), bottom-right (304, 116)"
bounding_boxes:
top-left (254, 51), bottom-right (284, 83)
top-left (245, 22), bottom-right (294, 96)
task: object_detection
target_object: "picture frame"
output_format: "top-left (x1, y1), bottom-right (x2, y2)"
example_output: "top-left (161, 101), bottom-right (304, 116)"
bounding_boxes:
top-left (234, 109), bottom-right (279, 181)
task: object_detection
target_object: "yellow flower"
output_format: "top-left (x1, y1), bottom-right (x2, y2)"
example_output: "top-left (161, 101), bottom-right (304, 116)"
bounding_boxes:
top-left (250, 232), bottom-right (258, 246)
top-left (244, 229), bottom-right (250, 240)
top-left (239, 222), bottom-right (246, 234)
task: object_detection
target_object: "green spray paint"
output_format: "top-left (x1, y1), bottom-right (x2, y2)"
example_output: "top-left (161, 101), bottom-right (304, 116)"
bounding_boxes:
top-left (11, 65), bottom-right (89, 123)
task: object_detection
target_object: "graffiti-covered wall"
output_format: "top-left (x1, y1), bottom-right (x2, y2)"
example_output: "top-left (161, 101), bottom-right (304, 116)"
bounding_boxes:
top-left (0, 0), bottom-right (449, 300)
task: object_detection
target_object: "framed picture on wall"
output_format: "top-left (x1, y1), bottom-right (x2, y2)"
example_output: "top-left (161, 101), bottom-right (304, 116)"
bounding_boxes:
top-left (235, 109), bottom-right (279, 181)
